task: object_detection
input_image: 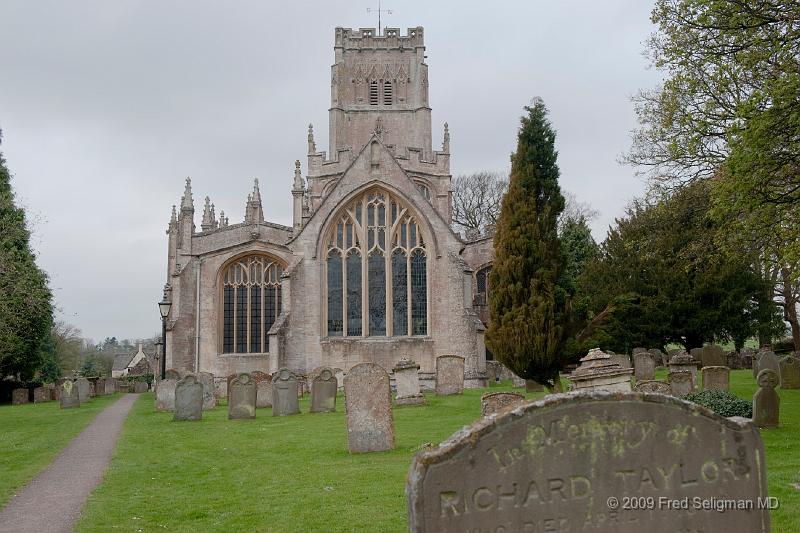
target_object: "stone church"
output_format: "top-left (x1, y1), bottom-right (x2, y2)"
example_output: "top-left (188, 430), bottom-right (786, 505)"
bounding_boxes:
top-left (162, 27), bottom-right (494, 391)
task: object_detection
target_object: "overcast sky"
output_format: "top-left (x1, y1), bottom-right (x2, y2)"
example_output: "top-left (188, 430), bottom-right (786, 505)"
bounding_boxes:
top-left (0, 0), bottom-right (661, 343)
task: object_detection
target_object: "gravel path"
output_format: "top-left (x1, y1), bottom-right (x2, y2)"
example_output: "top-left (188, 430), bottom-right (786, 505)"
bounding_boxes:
top-left (0, 393), bottom-right (139, 533)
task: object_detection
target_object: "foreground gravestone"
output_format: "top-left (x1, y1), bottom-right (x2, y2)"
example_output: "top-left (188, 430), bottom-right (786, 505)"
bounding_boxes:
top-left (197, 372), bottom-right (216, 410)
top-left (60, 381), bottom-right (80, 409)
top-left (394, 358), bottom-right (425, 406)
top-left (701, 344), bottom-right (726, 368)
top-left (174, 375), bottom-right (203, 421)
top-left (633, 352), bottom-right (655, 382)
top-left (633, 380), bottom-right (671, 394)
top-left (779, 356), bottom-right (800, 389)
top-left (229, 373), bottom-right (257, 419)
top-left (406, 393), bottom-right (771, 533)
top-left (155, 379), bottom-right (177, 411)
top-left (310, 367), bottom-right (338, 413)
top-left (435, 355), bottom-right (465, 395)
top-left (271, 368), bottom-right (300, 416)
top-left (669, 370), bottom-right (694, 396)
top-left (344, 362), bottom-right (395, 453)
top-left (702, 366), bottom-right (730, 391)
top-left (75, 378), bottom-right (91, 403)
top-left (33, 387), bottom-right (50, 403)
top-left (12, 388), bottom-right (28, 405)
top-left (256, 379), bottom-right (273, 408)
top-left (480, 392), bottom-right (524, 417)
top-left (753, 369), bottom-right (780, 429)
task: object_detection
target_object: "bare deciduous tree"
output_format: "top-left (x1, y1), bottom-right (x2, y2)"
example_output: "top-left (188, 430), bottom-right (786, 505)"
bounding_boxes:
top-left (451, 171), bottom-right (507, 238)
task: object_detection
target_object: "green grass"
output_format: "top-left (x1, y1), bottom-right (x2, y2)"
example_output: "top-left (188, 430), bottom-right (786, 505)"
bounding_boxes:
top-left (69, 374), bottom-right (800, 531)
top-left (0, 393), bottom-right (122, 507)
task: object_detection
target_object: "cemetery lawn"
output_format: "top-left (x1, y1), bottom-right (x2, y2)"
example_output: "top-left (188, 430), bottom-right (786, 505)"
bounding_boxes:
top-left (75, 372), bottom-right (800, 532)
top-left (0, 393), bottom-right (123, 507)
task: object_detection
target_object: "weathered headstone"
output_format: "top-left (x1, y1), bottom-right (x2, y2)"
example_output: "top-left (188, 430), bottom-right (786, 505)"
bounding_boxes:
top-left (133, 381), bottom-right (149, 393)
top-left (480, 392), bottom-right (524, 417)
top-left (12, 388), bottom-right (28, 405)
top-left (344, 362), bottom-right (395, 453)
top-left (740, 347), bottom-right (755, 369)
top-left (406, 393), bottom-right (771, 533)
top-left (753, 369), bottom-right (780, 428)
top-left (104, 378), bottom-right (116, 395)
top-left (755, 350), bottom-right (781, 381)
top-left (256, 379), bottom-right (273, 408)
top-left (633, 352), bottom-right (655, 382)
top-left (197, 372), bottom-right (217, 410)
top-left (165, 368), bottom-right (182, 381)
top-left (60, 380), bottom-right (80, 409)
top-left (525, 380), bottom-right (544, 392)
top-left (310, 367), bottom-right (338, 413)
top-left (155, 378), bottom-right (177, 411)
top-left (484, 360), bottom-right (500, 383)
top-left (632, 347), bottom-right (648, 355)
top-left (228, 373), bottom-right (257, 419)
top-left (75, 377), bottom-right (91, 403)
top-left (435, 355), bottom-right (465, 395)
top-left (669, 370), bottom-right (694, 397)
top-left (271, 368), bottom-right (300, 416)
top-left (689, 347), bottom-right (704, 364)
top-left (727, 351), bottom-right (742, 370)
top-left (570, 348), bottom-right (632, 393)
top-left (633, 380), bottom-right (671, 394)
top-left (174, 375), bottom-right (203, 421)
top-left (668, 351), bottom-right (698, 386)
top-left (701, 366), bottom-right (730, 391)
top-left (779, 356), bottom-right (800, 389)
top-left (701, 344), bottom-right (726, 368)
top-left (649, 348), bottom-right (667, 367)
top-left (33, 387), bottom-right (50, 403)
top-left (393, 358), bottom-right (425, 406)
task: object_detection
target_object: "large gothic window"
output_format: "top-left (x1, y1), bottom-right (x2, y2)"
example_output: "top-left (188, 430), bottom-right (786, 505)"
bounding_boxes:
top-left (325, 190), bottom-right (428, 337)
top-left (222, 256), bottom-right (283, 353)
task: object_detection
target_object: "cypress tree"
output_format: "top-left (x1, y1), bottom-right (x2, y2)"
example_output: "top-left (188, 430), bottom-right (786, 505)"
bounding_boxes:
top-left (486, 99), bottom-right (570, 389)
top-left (0, 130), bottom-right (53, 381)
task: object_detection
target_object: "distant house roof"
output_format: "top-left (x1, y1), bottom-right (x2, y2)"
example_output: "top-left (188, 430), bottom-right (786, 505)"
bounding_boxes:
top-left (112, 353), bottom-right (135, 372)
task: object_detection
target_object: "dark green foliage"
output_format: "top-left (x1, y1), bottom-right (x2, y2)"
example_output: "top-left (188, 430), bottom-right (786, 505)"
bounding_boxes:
top-left (0, 131), bottom-right (53, 380)
top-left (486, 100), bottom-right (571, 388)
top-left (685, 389), bottom-right (753, 418)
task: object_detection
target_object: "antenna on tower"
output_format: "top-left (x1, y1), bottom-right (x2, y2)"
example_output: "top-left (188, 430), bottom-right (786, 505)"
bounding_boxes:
top-left (367, 1), bottom-right (392, 34)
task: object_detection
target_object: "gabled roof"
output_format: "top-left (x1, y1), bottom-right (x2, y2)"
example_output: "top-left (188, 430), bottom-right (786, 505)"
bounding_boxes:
top-left (112, 352), bottom-right (135, 371)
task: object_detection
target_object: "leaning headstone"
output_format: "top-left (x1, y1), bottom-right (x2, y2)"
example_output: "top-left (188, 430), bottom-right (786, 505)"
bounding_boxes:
top-left (75, 377), bottom-right (91, 403)
top-left (406, 393), bottom-right (771, 533)
top-left (271, 368), bottom-right (300, 416)
top-left (133, 381), bottom-right (149, 393)
top-left (310, 367), bottom-right (338, 413)
top-left (104, 378), bottom-right (116, 395)
top-left (435, 355), bottom-right (465, 395)
top-left (701, 366), bottom-right (730, 391)
top-left (197, 372), bottom-right (217, 410)
top-left (12, 388), bottom-right (28, 405)
top-left (633, 352), bottom-right (655, 382)
top-left (33, 387), bottom-right (50, 403)
top-left (480, 392), bottom-right (524, 416)
top-left (256, 379), bottom-right (273, 408)
top-left (174, 375), bottom-right (203, 421)
top-left (344, 362), bottom-right (395, 453)
top-left (701, 344), bottom-right (726, 368)
top-left (753, 368), bottom-right (780, 428)
top-left (228, 373), bottom-right (257, 419)
top-left (633, 380), bottom-right (671, 394)
top-left (779, 356), bottom-right (800, 389)
top-left (60, 380), bottom-right (80, 409)
top-left (756, 350), bottom-right (781, 381)
top-left (393, 358), bottom-right (425, 406)
top-left (155, 378), bottom-right (177, 411)
top-left (669, 370), bottom-right (694, 396)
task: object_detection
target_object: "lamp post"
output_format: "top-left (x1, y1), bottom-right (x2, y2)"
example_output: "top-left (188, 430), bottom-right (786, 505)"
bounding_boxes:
top-left (158, 294), bottom-right (172, 380)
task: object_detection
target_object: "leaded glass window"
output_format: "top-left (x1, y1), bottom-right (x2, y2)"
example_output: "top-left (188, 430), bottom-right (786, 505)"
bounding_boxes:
top-left (325, 189), bottom-right (428, 337)
top-left (221, 256), bottom-right (284, 353)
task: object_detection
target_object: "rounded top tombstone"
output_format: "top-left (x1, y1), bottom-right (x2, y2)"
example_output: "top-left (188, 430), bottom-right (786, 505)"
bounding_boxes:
top-left (319, 368), bottom-right (333, 381)
top-left (757, 368), bottom-right (778, 389)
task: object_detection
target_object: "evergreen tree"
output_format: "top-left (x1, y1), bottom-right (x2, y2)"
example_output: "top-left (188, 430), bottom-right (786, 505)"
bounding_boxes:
top-left (0, 130), bottom-right (53, 380)
top-left (486, 99), bottom-right (570, 389)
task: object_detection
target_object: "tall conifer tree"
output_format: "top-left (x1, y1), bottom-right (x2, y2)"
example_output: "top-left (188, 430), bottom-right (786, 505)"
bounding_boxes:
top-left (486, 100), bottom-right (570, 388)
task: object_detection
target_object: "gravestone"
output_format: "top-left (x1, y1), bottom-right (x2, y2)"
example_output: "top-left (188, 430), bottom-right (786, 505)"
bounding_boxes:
top-left (755, 350), bottom-right (781, 381)
top-left (633, 352), bottom-right (655, 382)
top-left (228, 373), bottom-right (257, 419)
top-left (753, 369), bottom-right (780, 428)
top-left (174, 375), bottom-right (203, 421)
top-left (197, 372), bottom-right (217, 410)
top-left (669, 370), bottom-right (694, 396)
top-left (632, 347), bottom-right (648, 355)
top-left (406, 393), bottom-right (771, 533)
top-left (727, 351), bottom-right (742, 370)
top-left (649, 348), bottom-right (667, 367)
top-left (165, 369), bottom-right (182, 381)
top-left (75, 378), bottom-right (91, 403)
top-left (485, 360), bottom-right (500, 383)
top-left (256, 379), bottom-right (273, 408)
top-left (701, 366), bottom-right (730, 391)
top-left (33, 387), bottom-right (50, 403)
top-left (570, 348), bottom-right (632, 393)
top-left (689, 347), bottom-right (704, 364)
top-left (668, 351), bottom-right (697, 386)
top-left (133, 381), bottom-right (149, 393)
top-left (104, 378), bottom-right (116, 395)
top-left (12, 388), bottom-right (28, 405)
top-left (435, 355), bottom-right (465, 395)
top-left (94, 378), bottom-right (106, 396)
top-left (740, 347), bottom-right (755, 369)
top-left (779, 356), bottom-right (800, 389)
top-left (701, 344), bottom-right (726, 368)
top-left (609, 353), bottom-right (631, 369)
top-left (60, 381), bottom-right (80, 409)
top-left (525, 380), bottom-right (544, 392)
top-left (633, 380), bottom-right (671, 394)
top-left (480, 392), bottom-right (524, 417)
top-left (271, 368), bottom-right (300, 416)
top-left (393, 358), bottom-right (425, 406)
top-left (155, 379), bottom-right (177, 411)
top-left (344, 362), bottom-right (395, 453)
top-left (310, 367), bottom-right (338, 413)
top-left (225, 373), bottom-right (238, 397)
